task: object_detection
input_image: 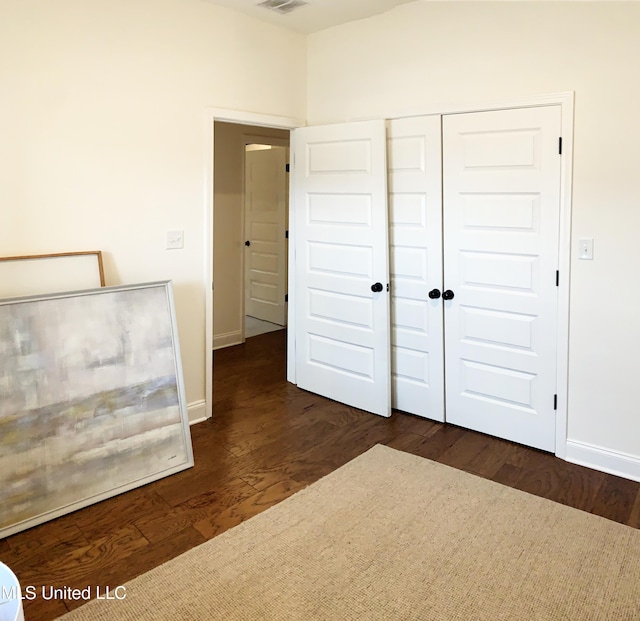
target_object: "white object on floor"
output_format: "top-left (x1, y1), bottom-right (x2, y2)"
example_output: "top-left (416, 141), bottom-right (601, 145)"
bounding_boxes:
top-left (245, 315), bottom-right (284, 339)
top-left (0, 562), bottom-right (24, 621)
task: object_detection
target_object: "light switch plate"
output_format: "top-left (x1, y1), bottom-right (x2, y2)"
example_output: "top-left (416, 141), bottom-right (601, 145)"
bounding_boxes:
top-left (166, 230), bottom-right (184, 250)
top-left (578, 238), bottom-right (593, 260)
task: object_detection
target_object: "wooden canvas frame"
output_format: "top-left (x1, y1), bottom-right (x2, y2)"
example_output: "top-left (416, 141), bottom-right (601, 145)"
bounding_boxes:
top-left (0, 251), bottom-right (105, 300)
top-left (0, 281), bottom-right (194, 538)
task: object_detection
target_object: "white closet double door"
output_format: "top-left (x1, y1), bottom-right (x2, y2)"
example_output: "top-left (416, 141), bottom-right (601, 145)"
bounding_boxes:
top-left (293, 105), bottom-right (562, 452)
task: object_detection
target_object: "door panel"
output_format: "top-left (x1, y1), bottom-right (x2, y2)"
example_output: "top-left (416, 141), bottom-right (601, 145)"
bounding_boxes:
top-left (388, 116), bottom-right (444, 420)
top-left (244, 146), bottom-right (288, 326)
top-left (443, 106), bottom-right (561, 451)
top-left (293, 121), bottom-right (391, 417)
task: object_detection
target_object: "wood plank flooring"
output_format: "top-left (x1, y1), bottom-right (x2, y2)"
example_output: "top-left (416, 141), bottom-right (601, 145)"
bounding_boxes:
top-left (2, 329), bottom-right (639, 620)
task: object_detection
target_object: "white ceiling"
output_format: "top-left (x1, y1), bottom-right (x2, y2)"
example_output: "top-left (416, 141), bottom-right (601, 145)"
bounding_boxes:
top-left (202, 0), bottom-right (417, 34)
top-left (203, 0), bottom-right (639, 35)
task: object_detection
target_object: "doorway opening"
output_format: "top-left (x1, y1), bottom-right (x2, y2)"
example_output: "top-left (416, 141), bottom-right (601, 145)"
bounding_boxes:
top-left (205, 109), bottom-right (301, 421)
top-left (212, 121), bottom-right (290, 351)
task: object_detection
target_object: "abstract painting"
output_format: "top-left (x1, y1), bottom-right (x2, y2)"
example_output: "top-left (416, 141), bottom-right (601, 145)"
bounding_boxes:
top-left (0, 281), bottom-right (193, 538)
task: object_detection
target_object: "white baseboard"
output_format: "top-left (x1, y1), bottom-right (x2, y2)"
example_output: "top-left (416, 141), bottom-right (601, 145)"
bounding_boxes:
top-left (187, 400), bottom-right (207, 424)
top-left (565, 440), bottom-right (640, 483)
top-left (213, 330), bottom-right (242, 350)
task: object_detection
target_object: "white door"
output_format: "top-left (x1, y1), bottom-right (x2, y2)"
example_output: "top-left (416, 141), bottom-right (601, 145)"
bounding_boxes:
top-left (292, 121), bottom-right (391, 417)
top-left (244, 146), bottom-right (288, 326)
top-left (387, 116), bottom-right (445, 421)
top-left (442, 106), bottom-right (562, 451)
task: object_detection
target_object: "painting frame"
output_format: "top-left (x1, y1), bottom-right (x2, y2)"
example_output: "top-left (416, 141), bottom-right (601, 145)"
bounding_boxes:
top-left (0, 251), bottom-right (106, 299)
top-left (0, 281), bottom-right (194, 539)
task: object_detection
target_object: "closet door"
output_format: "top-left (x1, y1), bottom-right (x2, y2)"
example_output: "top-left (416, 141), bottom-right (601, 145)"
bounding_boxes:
top-left (292, 121), bottom-right (391, 417)
top-left (388, 116), bottom-right (444, 421)
top-left (442, 106), bottom-right (562, 451)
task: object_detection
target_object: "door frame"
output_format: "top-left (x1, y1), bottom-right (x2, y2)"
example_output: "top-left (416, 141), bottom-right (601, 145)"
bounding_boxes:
top-left (204, 92), bottom-right (573, 459)
top-left (205, 108), bottom-right (303, 421)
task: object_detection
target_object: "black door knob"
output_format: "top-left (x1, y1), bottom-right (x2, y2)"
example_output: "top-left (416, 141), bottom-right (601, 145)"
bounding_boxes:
top-left (428, 288), bottom-right (441, 299)
top-left (442, 289), bottom-right (455, 300)
top-left (244, 240), bottom-right (251, 246)
top-left (371, 282), bottom-right (383, 293)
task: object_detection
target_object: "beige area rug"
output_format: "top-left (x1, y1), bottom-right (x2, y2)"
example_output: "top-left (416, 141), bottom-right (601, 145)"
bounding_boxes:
top-left (58, 445), bottom-right (640, 620)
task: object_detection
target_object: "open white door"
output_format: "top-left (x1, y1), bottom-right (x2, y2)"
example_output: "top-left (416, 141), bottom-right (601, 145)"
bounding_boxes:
top-left (244, 146), bottom-right (288, 326)
top-left (443, 106), bottom-right (562, 451)
top-left (292, 120), bottom-right (391, 417)
top-left (388, 116), bottom-right (444, 421)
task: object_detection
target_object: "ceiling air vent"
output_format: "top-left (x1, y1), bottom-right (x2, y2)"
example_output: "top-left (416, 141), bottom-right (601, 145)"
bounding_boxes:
top-left (257, 0), bottom-right (308, 15)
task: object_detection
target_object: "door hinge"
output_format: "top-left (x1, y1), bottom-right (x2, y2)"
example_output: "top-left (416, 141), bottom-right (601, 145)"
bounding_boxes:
top-left (553, 394), bottom-right (558, 410)
top-left (558, 137), bottom-right (563, 155)
top-left (556, 270), bottom-right (559, 287)
top-left (286, 163), bottom-right (290, 173)
top-left (285, 293), bottom-right (288, 302)
top-left (285, 230), bottom-right (289, 239)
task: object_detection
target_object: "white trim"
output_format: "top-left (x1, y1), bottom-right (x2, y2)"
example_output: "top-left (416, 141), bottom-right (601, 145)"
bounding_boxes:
top-left (204, 113), bottom-right (214, 422)
top-left (338, 91), bottom-right (576, 123)
top-left (189, 416), bottom-right (208, 426)
top-left (286, 146), bottom-right (297, 384)
top-left (243, 133), bottom-right (290, 148)
top-left (205, 108), bottom-right (303, 420)
top-left (187, 399), bottom-right (207, 424)
top-left (213, 330), bottom-right (243, 350)
top-left (209, 107), bottom-right (304, 130)
top-left (240, 140), bottom-right (247, 343)
top-left (566, 440), bottom-right (640, 483)
top-left (554, 92), bottom-right (574, 459)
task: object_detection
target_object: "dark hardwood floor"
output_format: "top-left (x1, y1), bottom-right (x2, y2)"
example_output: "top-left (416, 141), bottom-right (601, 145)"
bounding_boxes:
top-left (2, 329), bottom-right (640, 620)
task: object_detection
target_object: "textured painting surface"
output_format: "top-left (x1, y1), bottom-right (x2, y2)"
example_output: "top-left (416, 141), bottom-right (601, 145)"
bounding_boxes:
top-left (0, 285), bottom-right (191, 536)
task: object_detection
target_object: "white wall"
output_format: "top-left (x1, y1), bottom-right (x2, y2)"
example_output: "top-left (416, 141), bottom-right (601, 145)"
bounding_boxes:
top-left (0, 0), bottom-right (306, 420)
top-left (307, 2), bottom-right (640, 474)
